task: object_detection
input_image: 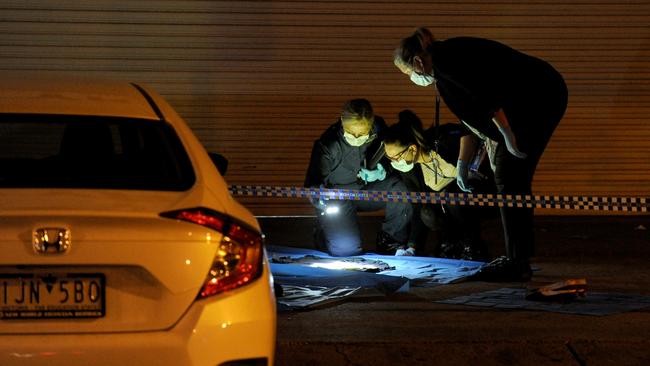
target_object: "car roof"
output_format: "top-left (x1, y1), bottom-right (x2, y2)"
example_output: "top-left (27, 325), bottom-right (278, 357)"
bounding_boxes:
top-left (0, 72), bottom-right (161, 120)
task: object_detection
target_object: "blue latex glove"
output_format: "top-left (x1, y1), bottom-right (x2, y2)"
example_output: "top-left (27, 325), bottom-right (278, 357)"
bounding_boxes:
top-left (498, 126), bottom-right (527, 159)
top-left (456, 159), bottom-right (473, 193)
top-left (357, 163), bottom-right (386, 183)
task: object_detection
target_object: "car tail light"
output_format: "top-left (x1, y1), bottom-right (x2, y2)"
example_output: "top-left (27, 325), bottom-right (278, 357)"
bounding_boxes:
top-left (160, 207), bottom-right (264, 298)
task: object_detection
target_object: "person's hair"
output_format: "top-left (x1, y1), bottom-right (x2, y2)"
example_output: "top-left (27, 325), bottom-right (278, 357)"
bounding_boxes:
top-left (341, 98), bottom-right (374, 124)
top-left (385, 109), bottom-right (432, 157)
top-left (393, 27), bottom-right (435, 68)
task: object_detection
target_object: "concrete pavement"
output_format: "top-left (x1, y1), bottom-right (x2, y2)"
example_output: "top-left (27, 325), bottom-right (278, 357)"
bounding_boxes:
top-left (259, 215), bottom-right (650, 366)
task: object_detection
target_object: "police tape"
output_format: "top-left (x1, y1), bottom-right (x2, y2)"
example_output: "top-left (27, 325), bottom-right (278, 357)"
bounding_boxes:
top-left (229, 185), bottom-right (649, 213)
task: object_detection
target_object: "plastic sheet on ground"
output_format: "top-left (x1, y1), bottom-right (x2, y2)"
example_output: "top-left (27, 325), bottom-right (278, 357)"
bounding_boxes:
top-left (268, 245), bottom-right (484, 310)
top-left (275, 285), bottom-right (365, 311)
top-left (436, 287), bottom-right (650, 316)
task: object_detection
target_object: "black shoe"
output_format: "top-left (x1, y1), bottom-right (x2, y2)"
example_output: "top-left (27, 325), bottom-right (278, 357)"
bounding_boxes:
top-left (459, 241), bottom-right (489, 262)
top-left (436, 241), bottom-right (464, 259)
top-left (470, 256), bottom-right (532, 282)
top-left (376, 231), bottom-right (404, 255)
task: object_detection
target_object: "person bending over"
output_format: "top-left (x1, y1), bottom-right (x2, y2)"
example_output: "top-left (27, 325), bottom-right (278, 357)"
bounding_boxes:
top-left (393, 27), bottom-right (568, 280)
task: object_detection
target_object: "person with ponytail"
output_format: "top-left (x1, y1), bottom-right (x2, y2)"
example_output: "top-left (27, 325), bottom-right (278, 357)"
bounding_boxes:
top-left (393, 27), bottom-right (568, 281)
top-left (384, 109), bottom-right (488, 260)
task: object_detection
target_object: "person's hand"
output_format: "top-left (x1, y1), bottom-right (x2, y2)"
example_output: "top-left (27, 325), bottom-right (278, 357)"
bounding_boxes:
top-left (357, 163), bottom-right (386, 183)
top-left (456, 159), bottom-right (473, 192)
top-left (498, 126), bottom-right (527, 159)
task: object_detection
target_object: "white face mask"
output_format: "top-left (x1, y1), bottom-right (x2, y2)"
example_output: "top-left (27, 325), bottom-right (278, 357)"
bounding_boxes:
top-left (410, 72), bottom-right (435, 87)
top-left (391, 159), bottom-right (415, 172)
top-left (343, 132), bottom-right (369, 147)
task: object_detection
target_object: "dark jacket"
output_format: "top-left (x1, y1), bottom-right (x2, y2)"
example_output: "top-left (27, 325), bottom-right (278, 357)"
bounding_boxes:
top-left (430, 37), bottom-right (567, 142)
top-left (304, 116), bottom-right (387, 189)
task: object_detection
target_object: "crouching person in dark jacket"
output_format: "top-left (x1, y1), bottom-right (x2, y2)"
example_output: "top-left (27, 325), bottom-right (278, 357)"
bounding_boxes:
top-left (304, 99), bottom-right (413, 256)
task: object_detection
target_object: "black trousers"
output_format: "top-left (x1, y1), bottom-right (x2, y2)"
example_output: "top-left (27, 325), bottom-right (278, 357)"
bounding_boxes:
top-left (316, 173), bottom-right (413, 256)
top-left (414, 183), bottom-right (485, 254)
top-left (495, 75), bottom-right (568, 261)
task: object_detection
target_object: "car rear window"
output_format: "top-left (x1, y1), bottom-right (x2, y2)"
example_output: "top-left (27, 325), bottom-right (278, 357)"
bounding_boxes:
top-left (0, 114), bottom-right (195, 190)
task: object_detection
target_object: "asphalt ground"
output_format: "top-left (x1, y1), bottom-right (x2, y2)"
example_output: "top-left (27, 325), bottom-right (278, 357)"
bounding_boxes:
top-left (259, 214), bottom-right (650, 366)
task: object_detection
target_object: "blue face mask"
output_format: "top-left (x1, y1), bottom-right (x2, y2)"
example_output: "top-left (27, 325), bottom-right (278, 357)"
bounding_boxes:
top-left (390, 159), bottom-right (415, 172)
top-left (410, 72), bottom-right (435, 87)
top-left (343, 131), bottom-right (370, 147)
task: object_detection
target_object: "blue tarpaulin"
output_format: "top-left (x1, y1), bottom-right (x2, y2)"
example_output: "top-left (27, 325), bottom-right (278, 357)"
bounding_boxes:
top-left (267, 245), bottom-right (484, 310)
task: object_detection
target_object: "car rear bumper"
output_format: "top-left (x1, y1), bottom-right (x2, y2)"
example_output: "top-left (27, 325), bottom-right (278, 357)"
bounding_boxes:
top-left (0, 266), bottom-right (276, 366)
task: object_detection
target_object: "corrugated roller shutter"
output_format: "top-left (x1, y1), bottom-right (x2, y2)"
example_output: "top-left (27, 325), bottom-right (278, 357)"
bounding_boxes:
top-left (1, 1), bottom-right (648, 215)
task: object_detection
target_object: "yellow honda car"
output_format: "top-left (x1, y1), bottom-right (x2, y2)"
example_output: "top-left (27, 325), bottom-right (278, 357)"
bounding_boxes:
top-left (0, 73), bottom-right (276, 366)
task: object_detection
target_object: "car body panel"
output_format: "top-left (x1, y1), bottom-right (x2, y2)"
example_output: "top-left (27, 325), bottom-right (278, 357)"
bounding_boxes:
top-left (0, 73), bottom-right (275, 365)
top-left (0, 73), bottom-right (159, 120)
top-left (0, 262), bottom-right (276, 366)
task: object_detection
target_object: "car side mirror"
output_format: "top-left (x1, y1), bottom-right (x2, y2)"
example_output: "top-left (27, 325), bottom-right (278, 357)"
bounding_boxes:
top-left (208, 152), bottom-right (228, 176)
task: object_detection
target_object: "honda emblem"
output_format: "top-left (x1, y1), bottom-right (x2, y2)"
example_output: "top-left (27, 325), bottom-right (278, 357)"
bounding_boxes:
top-left (33, 228), bottom-right (71, 254)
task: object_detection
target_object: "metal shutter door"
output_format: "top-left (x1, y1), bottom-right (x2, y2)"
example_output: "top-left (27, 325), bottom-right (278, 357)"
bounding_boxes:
top-left (1, 0), bottom-right (648, 215)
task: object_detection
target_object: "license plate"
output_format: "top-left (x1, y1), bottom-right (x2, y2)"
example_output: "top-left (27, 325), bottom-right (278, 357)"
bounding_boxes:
top-left (0, 273), bottom-right (105, 319)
